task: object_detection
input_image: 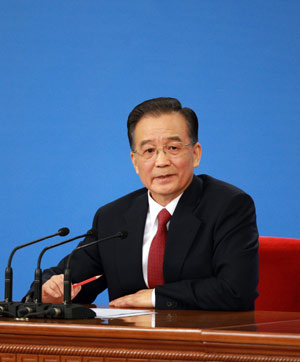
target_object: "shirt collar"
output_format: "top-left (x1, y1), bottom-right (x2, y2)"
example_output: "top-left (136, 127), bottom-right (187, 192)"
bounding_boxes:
top-left (147, 191), bottom-right (183, 228)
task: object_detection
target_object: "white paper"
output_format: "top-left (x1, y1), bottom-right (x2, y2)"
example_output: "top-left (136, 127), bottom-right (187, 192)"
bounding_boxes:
top-left (90, 307), bottom-right (155, 319)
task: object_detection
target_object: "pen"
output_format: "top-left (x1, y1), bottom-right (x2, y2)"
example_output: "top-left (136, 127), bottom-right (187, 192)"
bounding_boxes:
top-left (73, 275), bottom-right (102, 288)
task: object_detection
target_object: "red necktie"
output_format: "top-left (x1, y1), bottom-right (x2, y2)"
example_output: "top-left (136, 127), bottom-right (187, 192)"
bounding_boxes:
top-left (148, 208), bottom-right (171, 289)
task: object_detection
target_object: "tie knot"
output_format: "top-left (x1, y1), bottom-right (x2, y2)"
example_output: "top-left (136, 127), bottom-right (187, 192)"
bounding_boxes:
top-left (157, 208), bottom-right (171, 227)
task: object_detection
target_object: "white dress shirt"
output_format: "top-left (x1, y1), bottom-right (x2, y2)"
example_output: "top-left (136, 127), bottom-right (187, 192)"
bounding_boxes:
top-left (142, 192), bottom-right (182, 306)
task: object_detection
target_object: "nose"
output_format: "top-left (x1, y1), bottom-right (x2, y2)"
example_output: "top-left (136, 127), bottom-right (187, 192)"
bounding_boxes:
top-left (154, 148), bottom-right (170, 166)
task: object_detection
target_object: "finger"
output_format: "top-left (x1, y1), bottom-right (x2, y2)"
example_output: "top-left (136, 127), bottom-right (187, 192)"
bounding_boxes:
top-left (51, 275), bottom-right (65, 296)
top-left (109, 290), bottom-right (153, 308)
top-left (109, 295), bottom-right (132, 308)
top-left (109, 297), bottom-right (122, 307)
top-left (71, 285), bottom-right (82, 300)
top-left (42, 275), bottom-right (66, 303)
top-left (47, 275), bottom-right (64, 298)
top-left (43, 281), bottom-right (60, 298)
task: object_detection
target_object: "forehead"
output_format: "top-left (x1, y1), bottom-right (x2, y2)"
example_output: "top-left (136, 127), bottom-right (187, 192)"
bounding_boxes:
top-left (134, 112), bottom-right (189, 144)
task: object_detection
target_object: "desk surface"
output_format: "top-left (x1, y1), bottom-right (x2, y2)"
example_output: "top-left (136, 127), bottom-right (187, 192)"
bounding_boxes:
top-left (1, 309), bottom-right (300, 361)
top-left (1, 309), bottom-right (300, 341)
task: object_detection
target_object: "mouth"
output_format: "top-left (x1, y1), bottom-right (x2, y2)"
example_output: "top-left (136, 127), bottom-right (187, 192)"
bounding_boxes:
top-left (154, 174), bottom-right (174, 181)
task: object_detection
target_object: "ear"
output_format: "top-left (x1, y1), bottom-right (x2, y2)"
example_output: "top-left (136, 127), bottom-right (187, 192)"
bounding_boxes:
top-left (130, 152), bottom-right (139, 174)
top-left (192, 142), bottom-right (202, 168)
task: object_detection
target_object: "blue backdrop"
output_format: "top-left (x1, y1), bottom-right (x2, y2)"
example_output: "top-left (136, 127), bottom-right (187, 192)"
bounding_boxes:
top-left (1, 1), bottom-right (299, 304)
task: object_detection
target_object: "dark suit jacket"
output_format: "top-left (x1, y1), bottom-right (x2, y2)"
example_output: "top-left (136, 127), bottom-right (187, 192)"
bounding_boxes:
top-left (41, 174), bottom-right (259, 310)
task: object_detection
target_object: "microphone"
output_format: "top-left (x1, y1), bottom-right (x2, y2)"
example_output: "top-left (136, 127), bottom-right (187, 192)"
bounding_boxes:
top-left (64, 230), bottom-right (128, 304)
top-left (0, 227), bottom-right (69, 318)
top-left (46, 230), bottom-right (128, 319)
top-left (16, 229), bottom-right (96, 319)
top-left (33, 229), bottom-right (96, 303)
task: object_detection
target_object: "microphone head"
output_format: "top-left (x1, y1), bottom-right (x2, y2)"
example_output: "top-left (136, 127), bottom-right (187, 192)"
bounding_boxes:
top-left (118, 230), bottom-right (128, 239)
top-left (58, 227), bottom-right (70, 237)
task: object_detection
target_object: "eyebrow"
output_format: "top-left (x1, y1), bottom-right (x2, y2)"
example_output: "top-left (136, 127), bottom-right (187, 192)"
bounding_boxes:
top-left (139, 136), bottom-right (183, 147)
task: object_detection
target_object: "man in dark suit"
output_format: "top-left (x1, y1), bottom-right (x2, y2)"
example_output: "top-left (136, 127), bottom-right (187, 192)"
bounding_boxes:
top-left (39, 97), bottom-right (259, 310)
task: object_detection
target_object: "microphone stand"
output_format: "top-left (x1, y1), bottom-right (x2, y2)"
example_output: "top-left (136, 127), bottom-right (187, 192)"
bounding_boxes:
top-left (0, 227), bottom-right (69, 318)
top-left (17, 230), bottom-right (94, 319)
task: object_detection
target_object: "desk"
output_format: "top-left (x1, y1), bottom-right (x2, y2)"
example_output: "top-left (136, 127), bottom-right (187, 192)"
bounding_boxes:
top-left (1, 309), bottom-right (300, 362)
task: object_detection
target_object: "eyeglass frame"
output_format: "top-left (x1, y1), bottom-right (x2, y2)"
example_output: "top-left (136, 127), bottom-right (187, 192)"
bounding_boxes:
top-left (132, 141), bottom-right (196, 161)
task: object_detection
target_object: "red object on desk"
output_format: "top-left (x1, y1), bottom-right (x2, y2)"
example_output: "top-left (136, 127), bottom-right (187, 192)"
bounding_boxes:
top-left (73, 275), bottom-right (102, 288)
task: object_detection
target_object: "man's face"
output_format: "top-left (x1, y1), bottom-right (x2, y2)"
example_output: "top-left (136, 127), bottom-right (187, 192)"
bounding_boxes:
top-left (130, 112), bottom-right (202, 206)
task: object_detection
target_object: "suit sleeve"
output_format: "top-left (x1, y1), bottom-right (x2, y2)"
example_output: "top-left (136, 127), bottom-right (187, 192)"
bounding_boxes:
top-left (155, 193), bottom-right (259, 310)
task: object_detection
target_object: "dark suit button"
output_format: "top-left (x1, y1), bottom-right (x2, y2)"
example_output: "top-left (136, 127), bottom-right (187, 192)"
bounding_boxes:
top-left (166, 301), bottom-right (178, 308)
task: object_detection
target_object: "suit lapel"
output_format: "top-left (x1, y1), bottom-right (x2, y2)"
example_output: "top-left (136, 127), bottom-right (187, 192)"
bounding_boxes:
top-left (115, 192), bottom-right (148, 292)
top-left (164, 176), bottom-right (203, 283)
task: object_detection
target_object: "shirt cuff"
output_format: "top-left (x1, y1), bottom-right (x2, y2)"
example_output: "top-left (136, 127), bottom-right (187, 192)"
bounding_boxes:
top-left (152, 288), bottom-right (156, 307)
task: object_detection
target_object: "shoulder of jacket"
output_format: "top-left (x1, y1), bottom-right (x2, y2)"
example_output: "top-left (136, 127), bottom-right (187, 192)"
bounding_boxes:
top-left (94, 187), bottom-right (147, 217)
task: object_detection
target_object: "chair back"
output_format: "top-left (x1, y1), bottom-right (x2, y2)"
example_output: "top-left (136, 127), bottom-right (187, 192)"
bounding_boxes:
top-left (255, 236), bottom-right (300, 312)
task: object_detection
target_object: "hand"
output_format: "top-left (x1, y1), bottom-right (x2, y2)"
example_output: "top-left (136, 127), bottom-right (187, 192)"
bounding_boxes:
top-left (42, 274), bottom-right (82, 304)
top-left (109, 289), bottom-right (154, 308)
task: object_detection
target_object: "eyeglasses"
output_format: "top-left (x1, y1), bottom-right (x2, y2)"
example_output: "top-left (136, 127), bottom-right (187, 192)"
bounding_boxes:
top-left (133, 141), bottom-right (195, 161)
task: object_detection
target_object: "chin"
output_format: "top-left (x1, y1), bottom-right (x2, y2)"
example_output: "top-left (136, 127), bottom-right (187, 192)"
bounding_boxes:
top-left (154, 187), bottom-right (179, 200)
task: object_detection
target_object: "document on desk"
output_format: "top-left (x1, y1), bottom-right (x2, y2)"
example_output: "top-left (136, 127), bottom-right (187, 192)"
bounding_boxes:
top-left (91, 308), bottom-right (155, 319)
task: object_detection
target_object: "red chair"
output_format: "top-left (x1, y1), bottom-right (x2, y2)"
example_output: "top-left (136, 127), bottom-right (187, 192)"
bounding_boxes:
top-left (255, 236), bottom-right (300, 312)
